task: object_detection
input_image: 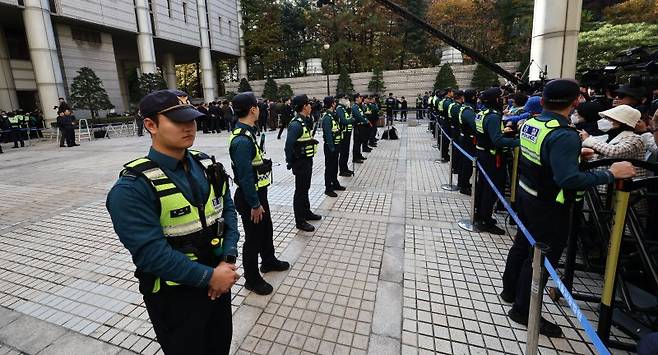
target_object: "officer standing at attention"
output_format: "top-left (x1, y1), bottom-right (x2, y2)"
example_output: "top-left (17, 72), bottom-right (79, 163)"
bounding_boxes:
top-left (447, 90), bottom-right (464, 172)
top-left (416, 94), bottom-right (423, 120)
top-left (500, 80), bottom-right (636, 337)
top-left (364, 96), bottom-right (378, 148)
top-left (473, 87), bottom-right (519, 235)
top-left (321, 96), bottom-right (347, 196)
top-left (106, 89), bottom-right (240, 354)
top-left (336, 95), bottom-right (354, 176)
top-left (8, 111), bottom-right (25, 148)
top-left (229, 92), bottom-right (289, 296)
top-left (457, 89), bottom-right (478, 195)
top-left (385, 93), bottom-right (396, 125)
top-left (285, 94), bottom-right (321, 232)
top-left (352, 94), bottom-right (368, 163)
top-left (437, 88), bottom-right (455, 162)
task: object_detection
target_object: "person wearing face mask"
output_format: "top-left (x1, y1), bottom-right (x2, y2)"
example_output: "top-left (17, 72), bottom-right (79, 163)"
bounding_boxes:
top-left (473, 87), bottom-right (520, 235)
top-left (571, 101), bottom-right (604, 136)
top-left (501, 80), bottom-right (637, 338)
top-left (580, 105), bottom-right (646, 166)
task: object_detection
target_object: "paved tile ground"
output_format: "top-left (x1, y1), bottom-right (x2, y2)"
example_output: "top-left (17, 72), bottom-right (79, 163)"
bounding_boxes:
top-left (0, 121), bottom-right (635, 354)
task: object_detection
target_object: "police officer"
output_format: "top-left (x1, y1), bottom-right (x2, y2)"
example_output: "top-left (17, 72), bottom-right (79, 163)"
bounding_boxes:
top-left (364, 96), bottom-right (378, 148)
top-left (473, 87), bottom-right (519, 235)
top-left (500, 79), bottom-right (636, 337)
top-left (336, 95), bottom-right (354, 176)
top-left (229, 92), bottom-right (289, 295)
top-left (321, 96), bottom-right (347, 196)
top-left (285, 94), bottom-right (321, 232)
top-left (457, 89), bottom-right (478, 195)
top-left (8, 111), bottom-right (25, 148)
top-left (437, 88), bottom-right (455, 162)
top-left (351, 94), bottom-right (368, 163)
top-left (385, 93), bottom-right (396, 125)
top-left (447, 90), bottom-right (464, 172)
top-left (416, 94), bottom-right (423, 120)
top-left (106, 89), bottom-right (240, 354)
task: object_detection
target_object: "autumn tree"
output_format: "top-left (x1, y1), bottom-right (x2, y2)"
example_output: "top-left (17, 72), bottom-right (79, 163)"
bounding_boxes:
top-left (602, 0), bottom-right (657, 24)
top-left (578, 23), bottom-right (658, 71)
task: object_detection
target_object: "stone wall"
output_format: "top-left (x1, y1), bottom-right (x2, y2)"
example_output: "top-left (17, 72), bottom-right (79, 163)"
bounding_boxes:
top-left (225, 62), bottom-right (520, 100)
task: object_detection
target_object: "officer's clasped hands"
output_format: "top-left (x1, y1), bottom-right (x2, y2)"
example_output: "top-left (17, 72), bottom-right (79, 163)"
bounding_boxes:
top-left (208, 262), bottom-right (240, 300)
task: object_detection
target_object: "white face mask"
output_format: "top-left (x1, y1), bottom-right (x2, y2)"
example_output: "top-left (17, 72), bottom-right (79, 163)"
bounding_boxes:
top-left (597, 119), bottom-right (613, 132)
top-left (570, 113), bottom-right (582, 125)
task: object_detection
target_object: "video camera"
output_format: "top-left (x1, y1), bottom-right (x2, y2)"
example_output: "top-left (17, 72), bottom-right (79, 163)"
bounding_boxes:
top-left (580, 45), bottom-right (658, 93)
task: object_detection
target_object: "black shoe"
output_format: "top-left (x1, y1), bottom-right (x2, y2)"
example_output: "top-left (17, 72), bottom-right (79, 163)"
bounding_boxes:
top-left (507, 308), bottom-right (563, 338)
top-left (480, 223), bottom-right (505, 235)
top-left (296, 222), bottom-right (315, 232)
top-left (245, 280), bottom-right (273, 295)
top-left (359, 156), bottom-right (367, 160)
top-left (306, 212), bottom-right (322, 221)
top-left (260, 260), bottom-right (290, 273)
top-left (459, 188), bottom-right (472, 196)
top-left (369, 144), bottom-right (377, 147)
top-left (325, 190), bottom-right (338, 197)
top-left (441, 157), bottom-right (449, 163)
top-left (60, 145), bottom-right (65, 147)
top-left (499, 291), bottom-right (514, 303)
top-left (333, 185), bottom-right (346, 191)
top-left (363, 147), bottom-right (372, 152)
top-left (339, 172), bottom-right (353, 177)
top-left (353, 160), bottom-right (364, 164)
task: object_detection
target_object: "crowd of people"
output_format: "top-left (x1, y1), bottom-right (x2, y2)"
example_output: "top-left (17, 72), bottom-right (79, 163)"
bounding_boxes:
top-left (0, 108), bottom-right (46, 153)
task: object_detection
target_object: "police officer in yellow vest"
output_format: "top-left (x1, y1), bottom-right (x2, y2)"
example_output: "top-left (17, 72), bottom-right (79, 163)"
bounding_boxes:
top-left (500, 80), bottom-right (636, 337)
top-left (321, 96), bottom-right (347, 197)
top-left (229, 92), bottom-right (289, 295)
top-left (8, 111), bottom-right (25, 148)
top-left (106, 90), bottom-right (240, 355)
top-left (336, 95), bottom-right (354, 176)
top-left (285, 94), bottom-right (321, 232)
top-left (473, 87), bottom-right (519, 235)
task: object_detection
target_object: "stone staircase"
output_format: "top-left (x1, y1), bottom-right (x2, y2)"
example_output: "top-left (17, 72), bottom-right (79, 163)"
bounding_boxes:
top-left (225, 62), bottom-right (520, 99)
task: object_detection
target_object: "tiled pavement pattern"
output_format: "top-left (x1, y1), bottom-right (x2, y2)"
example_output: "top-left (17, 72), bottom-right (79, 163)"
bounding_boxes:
top-left (0, 121), bottom-right (634, 354)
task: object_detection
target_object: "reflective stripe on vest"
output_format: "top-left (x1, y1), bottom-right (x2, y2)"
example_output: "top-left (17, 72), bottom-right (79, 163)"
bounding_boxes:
top-left (323, 112), bottom-right (342, 145)
top-left (475, 109), bottom-right (503, 155)
top-left (228, 128), bottom-right (272, 190)
top-left (292, 116), bottom-right (317, 157)
top-left (338, 106), bottom-right (353, 132)
top-left (447, 102), bottom-right (458, 120)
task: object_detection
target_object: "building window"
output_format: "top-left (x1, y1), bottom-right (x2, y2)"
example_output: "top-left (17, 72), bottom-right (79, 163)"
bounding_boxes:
top-left (182, 2), bottom-right (187, 23)
top-left (218, 16), bottom-right (222, 34)
top-left (4, 27), bottom-right (30, 60)
top-left (166, 0), bottom-right (171, 17)
top-left (72, 28), bottom-right (102, 44)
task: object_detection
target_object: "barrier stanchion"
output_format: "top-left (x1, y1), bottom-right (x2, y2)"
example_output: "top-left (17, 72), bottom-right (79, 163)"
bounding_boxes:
top-left (597, 179), bottom-right (631, 345)
top-left (526, 242), bottom-right (549, 354)
top-left (441, 138), bottom-right (459, 191)
top-left (458, 156), bottom-right (481, 232)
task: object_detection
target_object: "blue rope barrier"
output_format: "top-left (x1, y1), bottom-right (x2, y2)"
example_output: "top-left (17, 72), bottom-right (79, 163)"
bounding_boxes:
top-left (435, 122), bottom-right (611, 354)
top-left (436, 121), bottom-right (475, 162)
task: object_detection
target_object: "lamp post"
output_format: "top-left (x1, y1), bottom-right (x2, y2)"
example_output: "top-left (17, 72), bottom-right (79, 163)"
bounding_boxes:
top-left (323, 43), bottom-right (330, 96)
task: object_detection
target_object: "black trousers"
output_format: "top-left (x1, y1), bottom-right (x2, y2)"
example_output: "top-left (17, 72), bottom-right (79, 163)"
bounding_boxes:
top-left (292, 159), bottom-right (313, 223)
top-left (234, 187), bottom-right (275, 283)
top-left (458, 135), bottom-right (476, 191)
top-left (400, 110), bottom-right (407, 121)
top-left (339, 130), bottom-right (352, 172)
top-left (324, 144), bottom-right (339, 190)
top-left (368, 120), bottom-right (377, 145)
top-left (502, 189), bottom-right (570, 316)
top-left (352, 126), bottom-right (363, 160)
top-left (144, 288), bottom-right (232, 355)
top-left (11, 127), bottom-right (24, 147)
top-left (386, 110), bottom-right (393, 125)
top-left (64, 126), bottom-right (76, 146)
top-left (450, 128), bottom-right (461, 173)
top-left (474, 150), bottom-right (506, 224)
top-left (439, 118), bottom-right (450, 160)
top-left (417, 107), bottom-right (424, 119)
top-left (136, 119), bottom-right (144, 136)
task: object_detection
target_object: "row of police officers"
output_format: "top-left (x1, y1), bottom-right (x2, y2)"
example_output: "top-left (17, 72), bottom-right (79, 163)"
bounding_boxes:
top-left (107, 89), bottom-right (384, 354)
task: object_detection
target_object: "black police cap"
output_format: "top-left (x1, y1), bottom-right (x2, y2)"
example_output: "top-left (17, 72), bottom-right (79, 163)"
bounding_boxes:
top-left (463, 89), bottom-right (477, 98)
top-left (352, 93), bottom-right (361, 101)
top-left (479, 87), bottom-right (503, 104)
top-left (292, 94), bottom-right (309, 109)
top-left (139, 89), bottom-right (204, 122)
top-left (232, 92), bottom-right (258, 118)
top-left (323, 96), bottom-right (335, 108)
top-left (454, 90), bottom-right (465, 97)
top-left (542, 79), bottom-right (580, 104)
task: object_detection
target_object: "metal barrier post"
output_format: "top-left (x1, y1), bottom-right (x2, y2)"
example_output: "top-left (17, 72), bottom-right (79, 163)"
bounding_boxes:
top-left (441, 138), bottom-right (459, 191)
top-left (526, 242), bottom-right (549, 355)
top-left (597, 179), bottom-right (631, 344)
top-left (458, 157), bottom-right (480, 232)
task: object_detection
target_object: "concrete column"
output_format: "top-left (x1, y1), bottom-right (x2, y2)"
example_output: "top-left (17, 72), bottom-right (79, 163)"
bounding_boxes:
top-left (23, 0), bottom-right (66, 119)
top-left (163, 53), bottom-right (177, 90)
top-left (135, 0), bottom-right (157, 74)
top-left (0, 27), bottom-right (18, 111)
top-left (197, 0), bottom-right (216, 102)
top-left (235, 0), bottom-right (248, 79)
top-left (529, 0), bottom-right (582, 81)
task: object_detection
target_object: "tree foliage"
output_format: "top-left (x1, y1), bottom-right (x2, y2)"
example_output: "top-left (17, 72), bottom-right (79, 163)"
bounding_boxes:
top-left (367, 67), bottom-right (386, 95)
top-left (70, 67), bottom-right (114, 119)
top-left (434, 64), bottom-right (458, 91)
top-left (471, 63), bottom-right (500, 91)
top-left (278, 84), bottom-right (294, 99)
top-left (238, 78), bottom-right (253, 93)
top-left (263, 77), bottom-right (279, 100)
top-left (578, 22), bottom-right (658, 71)
top-left (336, 67), bottom-right (354, 97)
top-left (602, 0), bottom-right (657, 24)
top-left (138, 72), bottom-right (167, 98)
